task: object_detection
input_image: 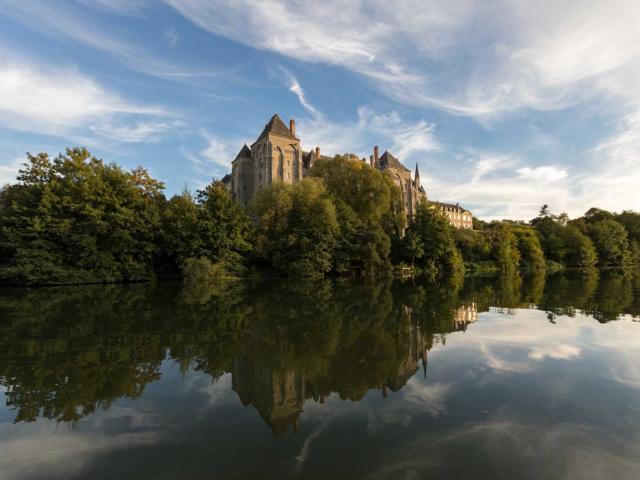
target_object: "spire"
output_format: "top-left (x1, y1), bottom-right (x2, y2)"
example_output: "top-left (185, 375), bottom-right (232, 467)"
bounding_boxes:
top-left (415, 163), bottom-right (421, 189)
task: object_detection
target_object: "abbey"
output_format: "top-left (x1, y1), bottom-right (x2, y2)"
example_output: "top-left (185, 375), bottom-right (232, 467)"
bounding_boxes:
top-left (225, 113), bottom-right (472, 227)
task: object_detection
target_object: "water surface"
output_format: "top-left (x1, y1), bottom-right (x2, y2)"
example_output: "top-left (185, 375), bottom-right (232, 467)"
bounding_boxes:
top-left (1, 270), bottom-right (640, 479)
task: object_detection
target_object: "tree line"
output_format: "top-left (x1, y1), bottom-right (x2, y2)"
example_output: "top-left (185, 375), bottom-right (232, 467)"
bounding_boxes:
top-left (1, 148), bottom-right (639, 285)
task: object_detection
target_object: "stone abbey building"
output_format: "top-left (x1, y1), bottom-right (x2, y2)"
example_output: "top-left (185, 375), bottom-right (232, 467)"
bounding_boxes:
top-left (226, 114), bottom-right (472, 228)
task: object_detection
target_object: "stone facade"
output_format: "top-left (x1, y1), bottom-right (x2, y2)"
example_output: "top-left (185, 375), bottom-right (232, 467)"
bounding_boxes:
top-left (226, 113), bottom-right (472, 226)
top-left (430, 201), bottom-right (473, 229)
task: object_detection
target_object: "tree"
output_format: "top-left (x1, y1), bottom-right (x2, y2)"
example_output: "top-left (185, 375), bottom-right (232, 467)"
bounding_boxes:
top-left (586, 218), bottom-right (631, 266)
top-left (310, 156), bottom-right (405, 272)
top-left (405, 201), bottom-right (463, 275)
top-left (402, 229), bottom-right (424, 269)
top-left (157, 181), bottom-right (253, 278)
top-left (251, 178), bottom-right (339, 276)
top-left (0, 148), bottom-right (164, 285)
top-left (562, 225), bottom-right (598, 268)
top-left (514, 227), bottom-right (545, 271)
top-left (491, 224), bottom-right (521, 271)
top-left (195, 181), bottom-right (253, 275)
top-left (615, 210), bottom-right (640, 264)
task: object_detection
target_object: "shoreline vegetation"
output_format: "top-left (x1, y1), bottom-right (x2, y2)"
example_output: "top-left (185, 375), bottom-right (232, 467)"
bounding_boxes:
top-left (1, 148), bottom-right (639, 286)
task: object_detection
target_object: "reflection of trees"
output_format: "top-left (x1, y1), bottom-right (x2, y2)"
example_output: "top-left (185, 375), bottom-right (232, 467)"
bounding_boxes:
top-left (1, 268), bottom-right (639, 430)
top-left (539, 269), bottom-right (640, 322)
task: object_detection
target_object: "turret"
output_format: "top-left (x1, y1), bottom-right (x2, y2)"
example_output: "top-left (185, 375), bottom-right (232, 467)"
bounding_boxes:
top-left (415, 163), bottom-right (421, 189)
top-left (374, 145), bottom-right (379, 167)
top-left (289, 118), bottom-right (296, 137)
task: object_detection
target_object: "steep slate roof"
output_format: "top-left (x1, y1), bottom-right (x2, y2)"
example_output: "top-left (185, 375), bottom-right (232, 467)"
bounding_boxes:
top-left (235, 144), bottom-right (252, 159)
top-left (430, 200), bottom-right (470, 213)
top-left (256, 114), bottom-right (298, 142)
top-left (302, 150), bottom-right (333, 168)
top-left (378, 150), bottom-right (410, 172)
top-left (221, 174), bottom-right (231, 184)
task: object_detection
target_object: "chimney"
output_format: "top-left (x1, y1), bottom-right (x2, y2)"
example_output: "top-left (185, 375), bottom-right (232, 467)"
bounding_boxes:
top-left (315, 146), bottom-right (320, 158)
top-left (374, 145), bottom-right (379, 167)
top-left (289, 118), bottom-right (296, 136)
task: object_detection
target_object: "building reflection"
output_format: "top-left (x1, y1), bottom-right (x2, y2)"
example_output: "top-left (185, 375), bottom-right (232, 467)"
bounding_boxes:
top-left (228, 307), bottom-right (482, 436)
top-left (232, 358), bottom-right (306, 437)
top-left (453, 302), bottom-right (478, 331)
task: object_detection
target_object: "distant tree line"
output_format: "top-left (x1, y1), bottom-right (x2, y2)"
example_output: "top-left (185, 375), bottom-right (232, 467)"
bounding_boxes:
top-left (1, 149), bottom-right (639, 285)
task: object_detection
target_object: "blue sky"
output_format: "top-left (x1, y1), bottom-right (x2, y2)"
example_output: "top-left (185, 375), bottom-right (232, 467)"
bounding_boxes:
top-left (1, 0), bottom-right (639, 220)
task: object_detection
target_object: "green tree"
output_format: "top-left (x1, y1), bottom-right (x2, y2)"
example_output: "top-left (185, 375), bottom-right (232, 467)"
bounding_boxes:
top-left (158, 182), bottom-right (253, 278)
top-left (562, 224), bottom-right (598, 268)
top-left (405, 201), bottom-right (463, 275)
top-left (514, 227), bottom-right (545, 271)
top-left (491, 224), bottom-right (521, 271)
top-left (615, 210), bottom-right (640, 264)
top-left (310, 155), bottom-right (405, 272)
top-left (586, 218), bottom-right (631, 266)
top-left (195, 181), bottom-right (253, 275)
top-left (0, 148), bottom-right (164, 285)
top-left (251, 178), bottom-right (339, 276)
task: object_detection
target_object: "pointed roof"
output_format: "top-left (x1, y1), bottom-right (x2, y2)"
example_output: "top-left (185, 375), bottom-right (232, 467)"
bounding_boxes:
top-left (415, 163), bottom-right (420, 177)
top-left (235, 144), bottom-right (252, 159)
top-left (256, 114), bottom-right (298, 142)
top-left (378, 150), bottom-right (410, 172)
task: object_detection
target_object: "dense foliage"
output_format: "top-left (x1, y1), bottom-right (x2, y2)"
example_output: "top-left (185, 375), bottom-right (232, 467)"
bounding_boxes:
top-left (310, 155), bottom-right (405, 273)
top-left (251, 178), bottom-right (339, 276)
top-left (1, 149), bottom-right (639, 285)
top-left (0, 149), bottom-right (164, 285)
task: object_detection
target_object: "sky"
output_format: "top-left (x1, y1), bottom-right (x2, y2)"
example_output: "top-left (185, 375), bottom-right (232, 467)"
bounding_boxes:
top-left (1, 0), bottom-right (639, 220)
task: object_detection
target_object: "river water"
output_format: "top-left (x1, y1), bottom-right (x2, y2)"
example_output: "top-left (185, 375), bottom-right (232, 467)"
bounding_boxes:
top-left (1, 270), bottom-right (639, 479)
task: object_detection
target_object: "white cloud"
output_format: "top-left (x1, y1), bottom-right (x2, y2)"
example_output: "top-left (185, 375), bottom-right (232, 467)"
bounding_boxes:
top-left (0, 157), bottom-right (23, 186)
top-left (471, 156), bottom-right (512, 183)
top-left (90, 120), bottom-right (183, 143)
top-left (164, 0), bottom-right (640, 117)
top-left (2, 1), bottom-right (229, 81)
top-left (183, 130), bottom-right (246, 184)
top-left (0, 59), bottom-right (170, 138)
top-left (298, 105), bottom-right (439, 162)
top-left (288, 77), bottom-right (321, 120)
top-left (517, 166), bottom-right (568, 183)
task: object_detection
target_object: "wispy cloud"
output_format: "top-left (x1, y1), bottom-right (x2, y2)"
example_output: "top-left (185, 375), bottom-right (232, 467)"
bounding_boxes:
top-left (165, 0), bottom-right (640, 119)
top-left (0, 156), bottom-right (23, 186)
top-left (0, 59), bottom-right (171, 137)
top-left (76, 0), bottom-right (148, 16)
top-left (165, 27), bottom-right (180, 47)
top-left (298, 105), bottom-right (439, 161)
top-left (287, 76), bottom-right (321, 119)
top-left (90, 120), bottom-right (184, 143)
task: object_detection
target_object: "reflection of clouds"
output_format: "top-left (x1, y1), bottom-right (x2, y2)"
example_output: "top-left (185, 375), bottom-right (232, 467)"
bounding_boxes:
top-left (529, 344), bottom-right (581, 360)
top-left (183, 372), bottom-right (235, 408)
top-left (0, 419), bottom-right (158, 480)
top-left (367, 420), bottom-right (640, 479)
top-left (462, 310), bottom-right (640, 388)
top-left (447, 309), bottom-right (629, 373)
top-left (366, 381), bottom-right (452, 434)
top-left (294, 423), bottom-right (325, 471)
